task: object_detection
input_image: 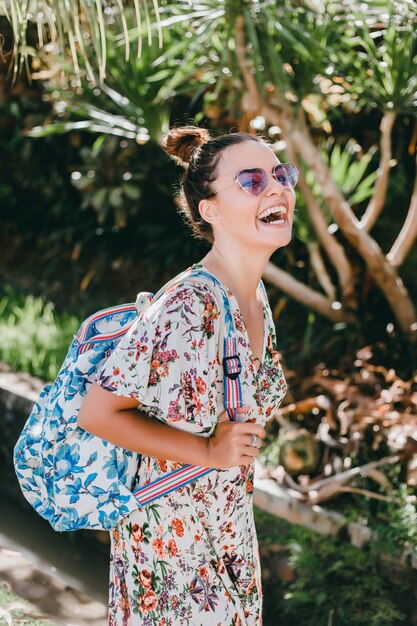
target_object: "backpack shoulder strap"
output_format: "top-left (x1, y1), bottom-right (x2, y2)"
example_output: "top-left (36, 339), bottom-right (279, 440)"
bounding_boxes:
top-left (154, 267), bottom-right (246, 421)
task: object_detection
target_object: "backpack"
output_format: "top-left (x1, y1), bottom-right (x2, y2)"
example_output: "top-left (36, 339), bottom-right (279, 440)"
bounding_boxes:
top-left (13, 268), bottom-right (245, 532)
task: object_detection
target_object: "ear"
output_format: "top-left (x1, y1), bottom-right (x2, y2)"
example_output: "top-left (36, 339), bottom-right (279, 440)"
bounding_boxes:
top-left (198, 198), bottom-right (221, 225)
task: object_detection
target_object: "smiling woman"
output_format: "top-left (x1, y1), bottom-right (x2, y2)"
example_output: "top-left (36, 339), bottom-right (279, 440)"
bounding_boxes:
top-left (77, 125), bottom-right (293, 626)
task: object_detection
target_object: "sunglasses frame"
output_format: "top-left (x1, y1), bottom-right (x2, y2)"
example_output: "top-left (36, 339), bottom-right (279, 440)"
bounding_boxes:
top-left (214, 162), bottom-right (299, 197)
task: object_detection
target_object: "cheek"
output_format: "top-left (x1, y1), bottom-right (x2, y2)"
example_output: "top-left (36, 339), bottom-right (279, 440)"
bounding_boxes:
top-left (221, 192), bottom-right (259, 225)
top-left (287, 190), bottom-right (296, 217)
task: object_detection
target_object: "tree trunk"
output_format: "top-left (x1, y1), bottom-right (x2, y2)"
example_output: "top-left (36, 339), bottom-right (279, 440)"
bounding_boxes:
top-left (288, 123), bottom-right (417, 338)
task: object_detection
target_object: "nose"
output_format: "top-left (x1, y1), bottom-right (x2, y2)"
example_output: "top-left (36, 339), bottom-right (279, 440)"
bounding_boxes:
top-left (265, 173), bottom-right (287, 195)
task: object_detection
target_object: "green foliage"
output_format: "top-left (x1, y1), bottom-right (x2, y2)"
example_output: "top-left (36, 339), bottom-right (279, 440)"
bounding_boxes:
top-left (254, 507), bottom-right (414, 626)
top-left (334, 469), bottom-right (417, 558)
top-left (2, 0), bottom-right (162, 84)
top-left (283, 531), bottom-right (408, 626)
top-left (338, 2), bottom-right (417, 113)
top-left (294, 140), bottom-right (378, 245)
top-left (323, 140), bottom-right (378, 207)
top-left (0, 286), bottom-right (79, 381)
top-left (0, 82), bottom-right (208, 313)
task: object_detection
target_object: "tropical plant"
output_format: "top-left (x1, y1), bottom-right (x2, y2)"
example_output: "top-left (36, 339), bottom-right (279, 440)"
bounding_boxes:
top-left (2, 0), bottom-right (417, 346)
top-left (150, 0), bottom-right (417, 340)
top-left (0, 0), bottom-right (162, 83)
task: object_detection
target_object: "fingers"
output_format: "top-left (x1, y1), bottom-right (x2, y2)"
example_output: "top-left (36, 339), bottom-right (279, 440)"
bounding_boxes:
top-left (238, 422), bottom-right (265, 438)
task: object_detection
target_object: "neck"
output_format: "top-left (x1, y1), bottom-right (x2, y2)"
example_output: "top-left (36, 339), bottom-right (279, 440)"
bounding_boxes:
top-left (200, 242), bottom-right (271, 302)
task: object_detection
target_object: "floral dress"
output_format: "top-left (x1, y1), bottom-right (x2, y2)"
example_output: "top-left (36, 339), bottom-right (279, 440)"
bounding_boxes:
top-left (95, 264), bottom-right (287, 626)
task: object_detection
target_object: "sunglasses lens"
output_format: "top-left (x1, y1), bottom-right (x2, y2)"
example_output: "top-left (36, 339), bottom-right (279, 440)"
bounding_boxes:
top-left (274, 163), bottom-right (298, 189)
top-left (236, 168), bottom-right (268, 196)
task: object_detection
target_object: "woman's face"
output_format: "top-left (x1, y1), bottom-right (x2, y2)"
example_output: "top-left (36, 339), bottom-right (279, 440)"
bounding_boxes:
top-left (205, 140), bottom-right (296, 251)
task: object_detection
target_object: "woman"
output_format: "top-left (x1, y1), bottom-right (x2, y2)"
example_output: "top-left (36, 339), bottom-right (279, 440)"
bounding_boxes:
top-left (78, 126), bottom-right (297, 626)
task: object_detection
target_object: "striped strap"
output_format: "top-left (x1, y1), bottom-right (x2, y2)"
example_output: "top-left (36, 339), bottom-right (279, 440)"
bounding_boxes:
top-left (133, 465), bottom-right (213, 506)
top-left (223, 337), bottom-right (243, 421)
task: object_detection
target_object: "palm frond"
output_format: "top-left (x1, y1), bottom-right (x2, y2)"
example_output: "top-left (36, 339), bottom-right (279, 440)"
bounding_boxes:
top-left (0, 0), bottom-right (162, 82)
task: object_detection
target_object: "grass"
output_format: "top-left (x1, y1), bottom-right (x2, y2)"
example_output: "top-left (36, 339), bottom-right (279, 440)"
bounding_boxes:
top-left (0, 286), bottom-right (79, 382)
top-left (0, 583), bottom-right (54, 626)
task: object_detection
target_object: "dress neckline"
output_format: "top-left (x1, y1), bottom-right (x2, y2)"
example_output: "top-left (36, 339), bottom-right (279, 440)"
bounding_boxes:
top-left (192, 263), bottom-right (268, 374)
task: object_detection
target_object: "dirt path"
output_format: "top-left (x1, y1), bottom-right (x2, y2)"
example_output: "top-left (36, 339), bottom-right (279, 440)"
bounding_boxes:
top-left (0, 543), bottom-right (107, 626)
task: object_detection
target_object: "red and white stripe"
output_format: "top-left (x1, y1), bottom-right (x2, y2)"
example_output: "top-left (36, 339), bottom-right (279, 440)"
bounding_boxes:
top-left (133, 464), bottom-right (213, 506)
top-left (77, 303), bottom-right (137, 343)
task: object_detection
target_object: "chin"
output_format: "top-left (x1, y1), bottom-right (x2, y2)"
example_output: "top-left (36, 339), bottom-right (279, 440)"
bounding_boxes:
top-left (267, 227), bottom-right (293, 249)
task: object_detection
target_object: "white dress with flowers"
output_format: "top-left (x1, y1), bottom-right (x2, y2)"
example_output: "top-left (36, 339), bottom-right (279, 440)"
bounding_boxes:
top-left (95, 264), bottom-right (287, 626)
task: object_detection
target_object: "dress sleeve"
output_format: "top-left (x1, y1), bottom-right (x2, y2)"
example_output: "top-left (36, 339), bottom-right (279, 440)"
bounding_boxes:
top-left (95, 283), bottom-right (221, 433)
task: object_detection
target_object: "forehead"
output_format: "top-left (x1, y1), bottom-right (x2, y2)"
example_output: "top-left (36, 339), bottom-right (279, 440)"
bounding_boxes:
top-left (217, 140), bottom-right (278, 177)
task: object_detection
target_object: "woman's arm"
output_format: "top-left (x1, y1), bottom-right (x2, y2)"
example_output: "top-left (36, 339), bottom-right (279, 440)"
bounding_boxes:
top-left (78, 382), bottom-right (264, 469)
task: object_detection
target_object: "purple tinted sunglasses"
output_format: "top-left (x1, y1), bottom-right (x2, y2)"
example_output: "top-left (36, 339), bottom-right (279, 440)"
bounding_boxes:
top-left (216, 162), bottom-right (299, 196)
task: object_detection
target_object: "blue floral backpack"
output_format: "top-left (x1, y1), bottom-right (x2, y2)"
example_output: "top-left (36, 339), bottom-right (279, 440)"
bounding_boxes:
top-left (13, 268), bottom-right (245, 532)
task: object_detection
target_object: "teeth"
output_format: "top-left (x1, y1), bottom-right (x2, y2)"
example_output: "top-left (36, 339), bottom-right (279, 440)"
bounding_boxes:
top-left (258, 205), bottom-right (287, 221)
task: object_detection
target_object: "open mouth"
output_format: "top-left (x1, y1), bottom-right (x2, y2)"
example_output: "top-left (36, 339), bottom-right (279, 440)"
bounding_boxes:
top-left (257, 205), bottom-right (288, 225)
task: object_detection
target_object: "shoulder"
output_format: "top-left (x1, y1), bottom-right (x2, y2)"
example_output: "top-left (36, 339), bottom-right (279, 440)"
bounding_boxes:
top-left (148, 279), bottom-right (219, 318)
top-left (141, 279), bottom-right (221, 340)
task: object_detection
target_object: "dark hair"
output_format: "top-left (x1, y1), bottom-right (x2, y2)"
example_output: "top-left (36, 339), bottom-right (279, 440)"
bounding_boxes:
top-left (161, 126), bottom-right (261, 243)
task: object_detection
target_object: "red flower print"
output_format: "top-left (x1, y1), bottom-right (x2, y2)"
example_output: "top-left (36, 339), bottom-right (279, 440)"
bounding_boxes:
top-left (151, 537), bottom-right (165, 558)
top-left (246, 573), bottom-right (256, 595)
top-left (267, 334), bottom-right (281, 367)
top-left (138, 569), bottom-right (152, 589)
top-left (149, 350), bottom-right (178, 385)
top-left (192, 391), bottom-right (203, 414)
top-left (142, 590), bottom-right (158, 612)
top-left (113, 367), bottom-right (120, 376)
top-left (135, 341), bottom-right (148, 361)
top-left (195, 376), bottom-right (206, 394)
top-left (157, 458), bottom-right (168, 472)
top-left (198, 565), bottom-right (209, 581)
top-left (167, 539), bottom-right (178, 557)
top-left (203, 301), bottom-right (218, 337)
top-left (171, 595), bottom-right (178, 609)
top-left (171, 518), bottom-right (184, 537)
top-left (131, 524), bottom-right (145, 542)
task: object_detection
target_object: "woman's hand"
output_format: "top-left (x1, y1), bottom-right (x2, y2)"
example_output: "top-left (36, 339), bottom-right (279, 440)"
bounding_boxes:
top-left (205, 406), bottom-right (265, 469)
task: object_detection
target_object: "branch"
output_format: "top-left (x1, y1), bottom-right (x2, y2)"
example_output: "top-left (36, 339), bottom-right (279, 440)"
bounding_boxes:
top-left (308, 243), bottom-right (336, 301)
top-left (289, 124), bottom-right (417, 336)
top-left (286, 142), bottom-right (355, 304)
top-left (387, 154), bottom-right (417, 268)
top-left (283, 454), bottom-right (400, 495)
top-left (235, 14), bottom-right (292, 120)
top-left (262, 262), bottom-right (347, 322)
top-left (235, 15), bottom-right (262, 114)
top-left (360, 112), bottom-right (397, 232)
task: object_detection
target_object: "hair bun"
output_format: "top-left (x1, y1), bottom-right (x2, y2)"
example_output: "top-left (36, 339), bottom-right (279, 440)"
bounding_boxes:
top-left (161, 126), bottom-right (210, 166)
